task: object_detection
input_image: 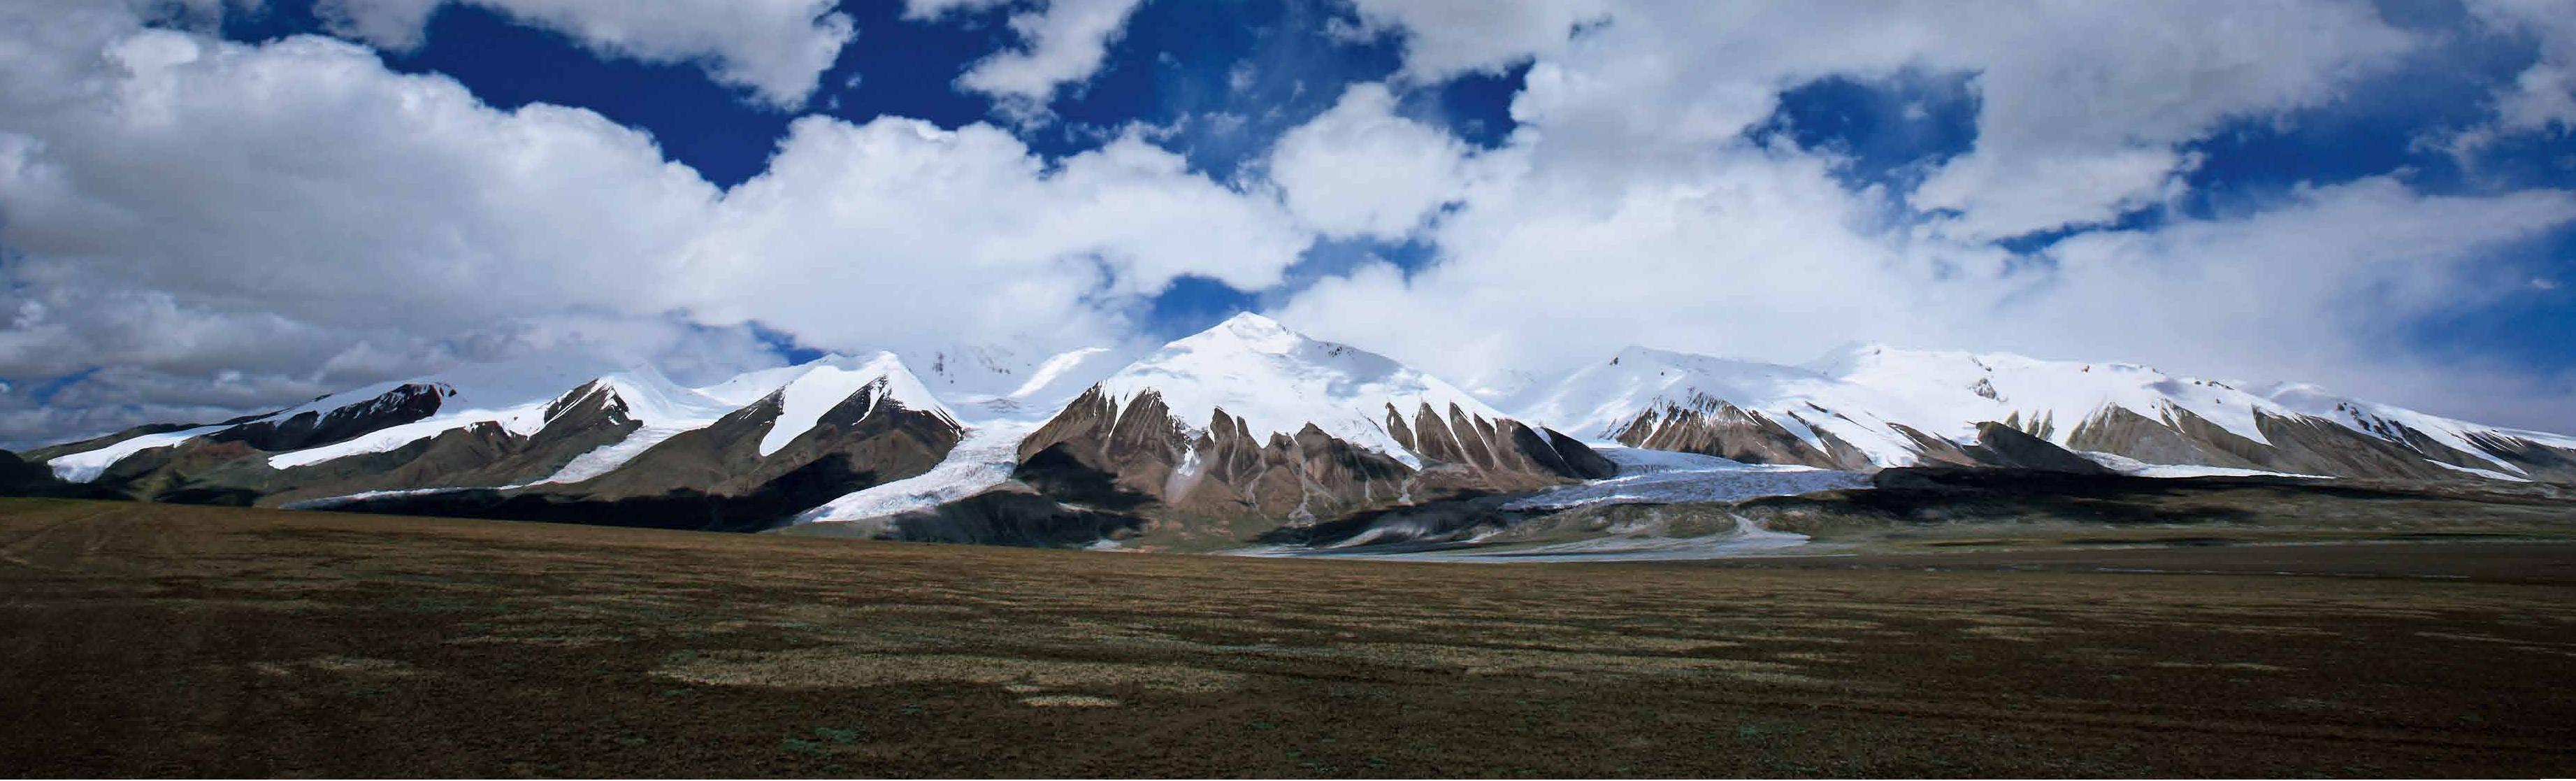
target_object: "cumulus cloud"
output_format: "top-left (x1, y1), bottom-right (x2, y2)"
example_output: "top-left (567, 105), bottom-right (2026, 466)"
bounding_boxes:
top-left (2004, 178), bottom-right (2576, 392)
top-left (681, 115), bottom-right (1309, 352)
top-left (6, 0), bottom-right (2576, 447)
top-left (2450, 0), bottom-right (2576, 154)
top-left (0, 2), bottom-right (1299, 445)
top-left (0, 15), bottom-right (719, 332)
top-left (1340, 0), bottom-right (1611, 82)
top-left (1263, 83), bottom-right (1474, 240)
top-left (0, 310), bottom-right (792, 449)
top-left (313, 0), bottom-right (856, 108)
top-left (1276, 143), bottom-right (1934, 380)
top-left (1472, 1), bottom-right (2417, 243)
top-left (1274, 0), bottom-right (2576, 429)
top-left (910, 0), bottom-right (1146, 122)
top-left (1281, 157), bottom-right (2576, 426)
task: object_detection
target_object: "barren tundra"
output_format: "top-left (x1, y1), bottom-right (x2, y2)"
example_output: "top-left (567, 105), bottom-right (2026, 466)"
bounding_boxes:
top-left (5, 497), bottom-right (2574, 778)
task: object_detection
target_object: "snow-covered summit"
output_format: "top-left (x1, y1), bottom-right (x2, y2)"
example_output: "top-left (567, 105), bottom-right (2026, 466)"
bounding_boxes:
top-left (266, 357), bottom-right (727, 470)
top-left (1509, 342), bottom-right (2576, 479)
top-left (2261, 381), bottom-right (2576, 471)
top-left (753, 352), bottom-right (954, 457)
top-left (46, 349), bottom-right (681, 479)
top-left (1815, 344), bottom-right (2291, 445)
top-left (1089, 313), bottom-right (1507, 466)
top-left (1509, 345), bottom-right (1971, 465)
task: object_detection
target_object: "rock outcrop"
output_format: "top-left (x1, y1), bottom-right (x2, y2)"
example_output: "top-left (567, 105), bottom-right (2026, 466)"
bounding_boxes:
top-left (1014, 387), bottom-right (1606, 550)
top-left (1610, 393), bottom-right (1876, 470)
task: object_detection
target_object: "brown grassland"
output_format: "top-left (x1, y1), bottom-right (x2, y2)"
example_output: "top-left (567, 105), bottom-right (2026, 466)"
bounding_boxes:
top-left (3, 496), bottom-right (2573, 777)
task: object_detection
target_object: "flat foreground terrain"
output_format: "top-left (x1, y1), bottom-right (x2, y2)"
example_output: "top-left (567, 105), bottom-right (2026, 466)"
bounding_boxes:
top-left (4, 499), bottom-right (2574, 777)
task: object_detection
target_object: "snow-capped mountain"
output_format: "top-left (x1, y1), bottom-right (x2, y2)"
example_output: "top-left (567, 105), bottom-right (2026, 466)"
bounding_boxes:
top-left (1007, 313), bottom-right (1611, 548)
top-left (1511, 346), bottom-right (1977, 470)
top-left (790, 345), bottom-right (1132, 526)
top-left (1510, 343), bottom-right (2576, 483)
top-left (751, 352), bottom-right (954, 457)
top-left (19, 349), bottom-right (965, 529)
top-left (44, 350), bottom-right (661, 484)
top-left (8, 318), bottom-right (2574, 547)
top-left (1082, 313), bottom-right (1511, 467)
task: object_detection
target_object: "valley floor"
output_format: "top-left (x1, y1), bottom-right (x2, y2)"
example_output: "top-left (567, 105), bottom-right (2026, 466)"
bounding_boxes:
top-left (3, 498), bottom-right (2573, 777)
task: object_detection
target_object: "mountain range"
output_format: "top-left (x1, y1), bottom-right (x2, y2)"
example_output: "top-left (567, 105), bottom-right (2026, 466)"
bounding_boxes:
top-left (8, 313), bottom-right (2573, 551)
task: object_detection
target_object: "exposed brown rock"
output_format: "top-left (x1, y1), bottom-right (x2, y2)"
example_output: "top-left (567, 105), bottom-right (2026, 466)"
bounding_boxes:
top-left (56, 375), bottom-right (961, 532)
top-left (567, 380), bottom-right (958, 501)
top-left (2461, 431), bottom-right (2576, 483)
top-left (1012, 387), bottom-right (1609, 550)
top-left (2063, 401), bottom-right (2526, 482)
top-left (2066, 404), bottom-right (2269, 471)
top-left (1611, 394), bottom-right (1856, 469)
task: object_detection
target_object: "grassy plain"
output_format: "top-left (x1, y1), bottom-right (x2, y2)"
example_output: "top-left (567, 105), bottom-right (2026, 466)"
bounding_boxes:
top-left (3, 497), bottom-right (2572, 777)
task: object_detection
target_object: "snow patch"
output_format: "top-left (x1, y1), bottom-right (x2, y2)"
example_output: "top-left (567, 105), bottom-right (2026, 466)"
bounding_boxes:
top-left (1236, 513), bottom-right (1812, 562)
top-left (528, 373), bottom-right (744, 482)
top-left (2075, 451), bottom-right (2328, 480)
top-left (788, 346), bottom-right (1125, 526)
top-left (793, 419), bottom-right (1035, 524)
top-left (46, 424), bottom-right (233, 482)
top-left (2422, 459), bottom-right (2533, 482)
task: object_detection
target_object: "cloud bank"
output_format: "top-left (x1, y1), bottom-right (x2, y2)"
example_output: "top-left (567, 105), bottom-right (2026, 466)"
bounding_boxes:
top-left (316, 0), bottom-right (856, 107)
top-left (1, 0), bottom-right (2573, 446)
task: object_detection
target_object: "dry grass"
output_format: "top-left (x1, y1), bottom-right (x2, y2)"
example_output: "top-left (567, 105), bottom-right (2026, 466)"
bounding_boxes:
top-left (2, 497), bottom-right (2573, 777)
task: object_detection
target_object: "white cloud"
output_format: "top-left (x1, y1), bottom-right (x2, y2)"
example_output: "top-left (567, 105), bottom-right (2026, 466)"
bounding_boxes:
top-left (1282, 157), bottom-right (2576, 429)
top-left (1276, 143), bottom-right (1934, 380)
top-left (6, 0), bottom-right (2576, 446)
top-left (0, 3), bottom-right (751, 443)
top-left (912, 0), bottom-right (1146, 122)
top-left (0, 8), bottom-right (719, 335)
top-left (1341, 0), bottom-right (1611, 82)
top-left (2450, 0), bottom-right (2576, 155)
top-left (1460, 1), bottom-right (2417, 243)
top-left (902, 0), bottom-right (1016, 18)
top-left (1264, 83), bottom-right (1474, 240)
top-left (682, 115), bottom-right (1309, 352)
top-left (1273, 0), bottom-right (2576, 431)
top-left (2015, 178), bottom-right (2576, 387)
top-left (313, 0), bottom-right (855, 108)
top-left (0, 2), bottom-right (1302, 445)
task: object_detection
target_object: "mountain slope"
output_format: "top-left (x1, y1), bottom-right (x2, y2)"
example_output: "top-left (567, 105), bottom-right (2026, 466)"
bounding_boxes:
top-left (13, 326), bottom-right (2573, 545)
top-left (38, 352), bottom-right (650, 500)
top-left (27, 352), bottom-right (967, 529)
top-left (1513, 343), bottom-right (2576, 483)
top-left (1006, 313), bottom-right (1610, 549)
top-left (790, 345), bottom-right (1136, 526)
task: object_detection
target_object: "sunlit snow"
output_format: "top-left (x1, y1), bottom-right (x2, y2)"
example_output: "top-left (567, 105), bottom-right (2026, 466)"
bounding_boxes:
top-left (1093, 313), bottom-right (1504, 470)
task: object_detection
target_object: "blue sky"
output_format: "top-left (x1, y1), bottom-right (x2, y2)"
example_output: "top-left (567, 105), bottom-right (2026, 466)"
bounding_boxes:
top-left (206, 0), bottom-right (1478, 343)
top-left (210, 0), bottom-right (2569, 350)
top-left (0, 0), bottom-right (2572, 443)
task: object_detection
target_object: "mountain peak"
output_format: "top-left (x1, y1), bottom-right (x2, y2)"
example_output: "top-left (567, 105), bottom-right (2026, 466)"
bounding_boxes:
top-left (756, 351), bottom-right (951, 457)
top-left (1093, 313), bottom-right (1504, 468)
top-left (1609, 345), bottom-right (1707, 366)
top-left (1197, 311), bottom-right (1295, 342)
top-left (1213, 310), bottom-right (1284, 330)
